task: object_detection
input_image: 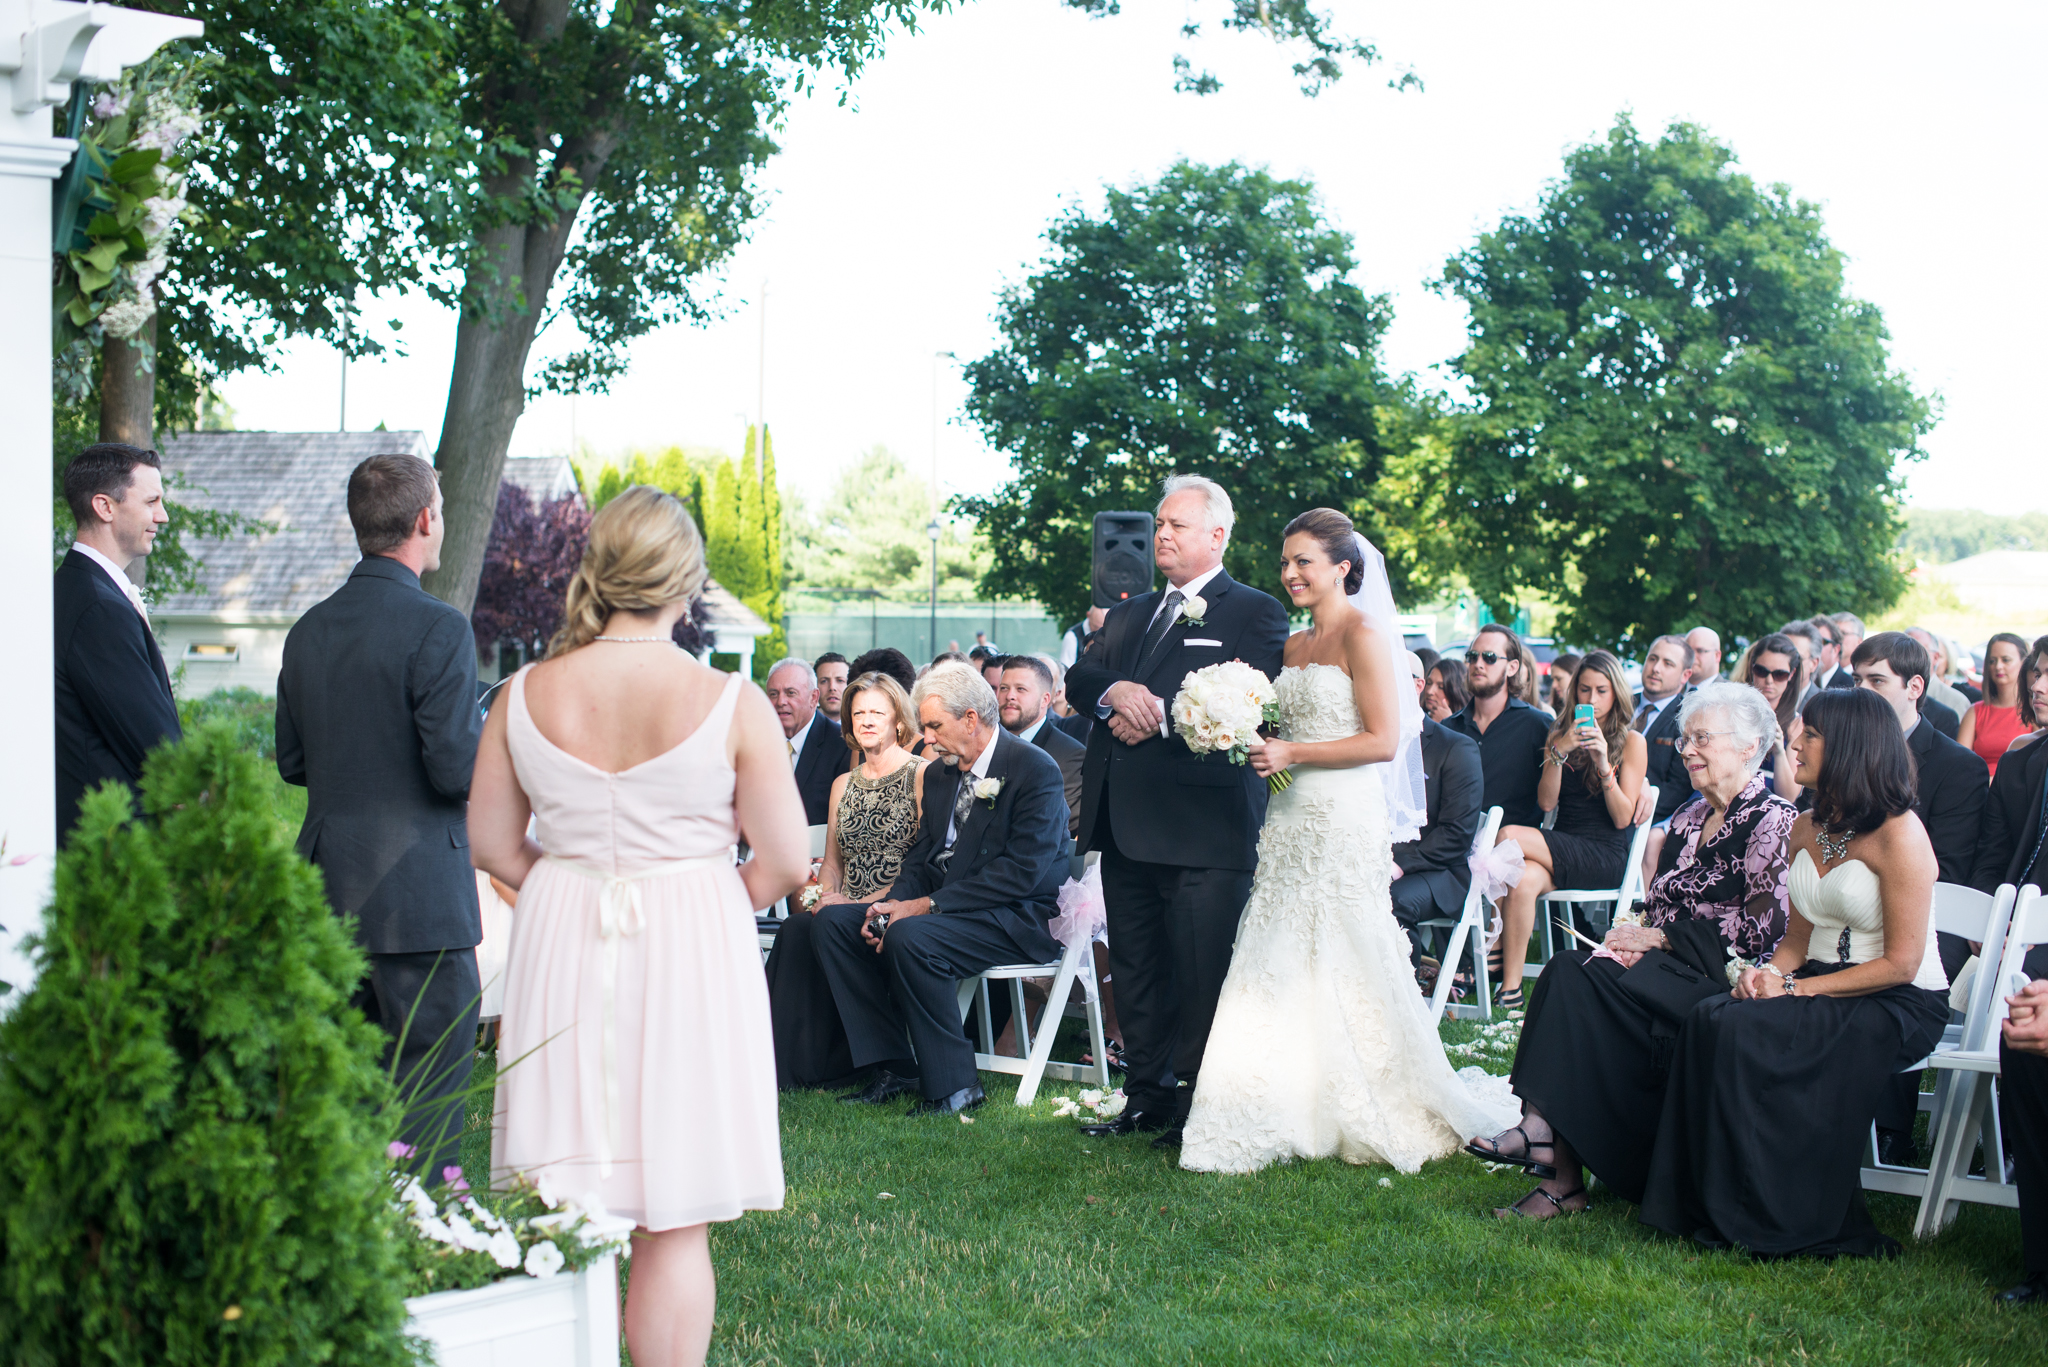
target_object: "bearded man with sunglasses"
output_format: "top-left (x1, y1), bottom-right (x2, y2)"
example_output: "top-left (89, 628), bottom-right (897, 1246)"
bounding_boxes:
top-left (1442, 625), bottom-right (1553, 831)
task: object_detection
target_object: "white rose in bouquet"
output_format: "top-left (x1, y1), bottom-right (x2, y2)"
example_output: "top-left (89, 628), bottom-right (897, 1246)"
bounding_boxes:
top-left (1171, 662), bottom-right (1292, 793)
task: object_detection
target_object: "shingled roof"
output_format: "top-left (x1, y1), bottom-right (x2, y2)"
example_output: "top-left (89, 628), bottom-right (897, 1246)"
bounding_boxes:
top-left (152, 432), bottom-right (771, 639)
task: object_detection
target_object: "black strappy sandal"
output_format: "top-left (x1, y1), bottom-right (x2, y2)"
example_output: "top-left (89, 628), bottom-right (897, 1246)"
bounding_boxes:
top-left (1495, 984), bottom-right (1526, 1012)
top-left (1451, 942), bottom-right (1506, 1003)
top-left (1492, 1184), bottom-right (1588, 1220)
top-left (1464, 1124), bottom-right (1558, 1179)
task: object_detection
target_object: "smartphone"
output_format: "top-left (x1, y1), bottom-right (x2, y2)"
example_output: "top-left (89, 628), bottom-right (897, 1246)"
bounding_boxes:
top-left (1574, 704), bottom-right (1596, 730)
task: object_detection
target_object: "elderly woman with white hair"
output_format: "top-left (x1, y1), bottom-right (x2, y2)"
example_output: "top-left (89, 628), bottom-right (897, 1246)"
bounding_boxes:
top-left (1465, 680), bottom-right (1797, 1220)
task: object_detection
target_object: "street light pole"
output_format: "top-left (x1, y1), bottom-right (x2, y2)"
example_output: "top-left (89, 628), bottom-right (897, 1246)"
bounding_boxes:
top-left (930, 349), bottom-right (955, 660)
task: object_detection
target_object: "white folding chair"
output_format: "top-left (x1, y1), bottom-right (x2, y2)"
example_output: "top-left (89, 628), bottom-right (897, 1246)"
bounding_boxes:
top-left (1531, 785), bottom-right (1658, 974)
top-left (1423, 806), bottom-right (1504, 1024)
top-left (1902, 882), bottom-right (2034, 1238)
top-left (760, 823), bottom-right (834, 961)
top-left (956, 929), bottom-right (1110, 1107)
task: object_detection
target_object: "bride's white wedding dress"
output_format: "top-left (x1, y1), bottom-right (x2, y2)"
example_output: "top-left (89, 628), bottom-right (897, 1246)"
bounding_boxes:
top-left (1181, 663), bottom-right (1519, 1174)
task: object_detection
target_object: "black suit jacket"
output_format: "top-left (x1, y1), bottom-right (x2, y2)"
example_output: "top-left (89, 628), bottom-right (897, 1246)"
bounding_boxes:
top-left (1067, 568), bottom-right (1289, 870)
top-left (276, 557), bottom-right (483, 955)
top-left (791, 713), bottom-right (850, 826)
top-left (54, 549), bottom-right (181, 841)
top-left (1635, 689), bottom-right (1694, 824)
top-left (1908, 717), bottom-right (1988, 887)
top-left (1819, 665), bottom-right (1857, 691)
top-left (1054, 710), bottom-right (1093, 744)
top-left (1923, 697), bottom-right (1960, 740)
top-left (1391, 717), bottom-right (1483, 916)
top-left (884, 728), bottom-right (1070, 948)
top-left (1027, 717), bottom-right (1086, 838)
top-left (1974, 735), bottom-right (2048, 894)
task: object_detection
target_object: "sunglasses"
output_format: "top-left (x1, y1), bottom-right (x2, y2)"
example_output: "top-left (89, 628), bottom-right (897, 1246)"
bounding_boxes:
top-left (1750, 665), bottom-right (1794, 684)
top-left (1465, 650), bottom-right (1505, 666)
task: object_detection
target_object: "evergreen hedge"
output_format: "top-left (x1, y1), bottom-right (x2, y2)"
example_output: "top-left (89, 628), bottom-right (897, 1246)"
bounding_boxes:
top-left (0, 724), bottom-right (418, 1365)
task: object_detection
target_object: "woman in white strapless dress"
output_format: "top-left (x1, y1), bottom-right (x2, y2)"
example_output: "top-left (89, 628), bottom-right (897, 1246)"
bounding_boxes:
top-left (1181, 511), bottom-right (1517, 1175)
top-left (470, 488), bottom-right (809, 1366)
top-left (1640, 687), bottom-right (1949, 1258)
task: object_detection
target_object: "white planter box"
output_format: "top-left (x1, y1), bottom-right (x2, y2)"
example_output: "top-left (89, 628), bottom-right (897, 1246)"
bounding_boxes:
top-left (405, 1250), bottom-right (620, 1367)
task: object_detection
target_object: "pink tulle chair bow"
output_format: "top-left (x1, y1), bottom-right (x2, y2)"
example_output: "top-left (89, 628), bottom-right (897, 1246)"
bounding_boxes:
top-left (1049, 862), bottom-right (1107, 949)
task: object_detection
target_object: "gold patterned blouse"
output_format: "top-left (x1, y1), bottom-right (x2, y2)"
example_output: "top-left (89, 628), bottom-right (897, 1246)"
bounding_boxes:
top-left (835, 758), bottom-right (925, 901)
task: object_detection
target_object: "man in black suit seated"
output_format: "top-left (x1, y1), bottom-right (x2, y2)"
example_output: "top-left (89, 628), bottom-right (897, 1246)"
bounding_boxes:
top-left (766, 656), bottom-right (849, 827)
top-left (1632, 634), bottom-right (1699, 887)
top-left (995, 654), bottom-right (1084, 837)
top-left (1388, 651), bottom-right (1482, 987)
top-left (1851, 630), bottom-right (1988, 1166)
top-left (54, 443), bottom-right (181, 843)
top-left (816, 663), bottom-right (1070, 1116)
top-left (277, 454), bottom-right (484, 1176)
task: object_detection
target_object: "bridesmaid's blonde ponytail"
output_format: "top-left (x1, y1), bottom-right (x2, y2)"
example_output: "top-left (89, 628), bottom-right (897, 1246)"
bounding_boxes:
top-left (546, 486), bottom-right (707, 658)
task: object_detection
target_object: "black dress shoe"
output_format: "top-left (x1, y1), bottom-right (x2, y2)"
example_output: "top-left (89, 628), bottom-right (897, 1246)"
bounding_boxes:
top-left (907, 1084), bottom-right (986, 1116)
top-left (1078, 1109), bottom-right (1167, 1138)
top-left (840, 1069), bottom-right (921, 1105)
top-left (1997, 1273), bottom-right (2048, 1305)
top-left (1150, 1123), bottom-right (1185, 1150)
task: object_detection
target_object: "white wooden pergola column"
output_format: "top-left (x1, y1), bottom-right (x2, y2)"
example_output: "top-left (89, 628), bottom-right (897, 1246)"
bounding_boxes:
top-left (0, 1), bottom-right (201, 1002)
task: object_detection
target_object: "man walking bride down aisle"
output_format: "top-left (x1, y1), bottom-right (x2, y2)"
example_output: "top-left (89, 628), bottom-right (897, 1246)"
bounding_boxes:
top-left (1180, 506), bottom-right (1519, 1174)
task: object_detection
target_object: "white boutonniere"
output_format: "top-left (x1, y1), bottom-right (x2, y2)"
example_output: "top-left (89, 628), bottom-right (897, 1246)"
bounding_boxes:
top-left (972, 777), bottom-right (1003, 807)
top-left (1179, 593), bottom-right (1207, 627)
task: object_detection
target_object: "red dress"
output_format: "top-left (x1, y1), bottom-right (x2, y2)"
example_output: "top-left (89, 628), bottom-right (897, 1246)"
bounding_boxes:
top-left (1969, 702), bottom-right (2029, 780)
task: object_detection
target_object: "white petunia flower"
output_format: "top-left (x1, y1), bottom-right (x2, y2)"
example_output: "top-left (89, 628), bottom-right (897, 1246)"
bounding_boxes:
top-left (444, 1213), bottom-right (492, 1253)
top-left (487, 1229), bottom-right (523, 1269)
top-left (524, 1240), bottom-right (565, 1278)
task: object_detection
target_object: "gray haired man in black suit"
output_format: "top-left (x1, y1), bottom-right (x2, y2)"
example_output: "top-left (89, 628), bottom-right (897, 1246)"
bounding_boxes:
top-left (54, 443), bottom-right (181, 842)
top-left (277, 454), bottom-right (483, 1175)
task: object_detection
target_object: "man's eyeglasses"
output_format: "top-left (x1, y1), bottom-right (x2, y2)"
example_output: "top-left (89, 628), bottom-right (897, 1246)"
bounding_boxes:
top-left (1675, 730), bottom-right (1735, 753)
top-left (1466, 650), bottom-right (1504, 666)
top-left (1750, 666), bottom-right (1794, 684)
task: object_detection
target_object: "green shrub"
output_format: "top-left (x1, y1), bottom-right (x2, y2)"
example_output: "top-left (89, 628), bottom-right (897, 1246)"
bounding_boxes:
top-left (177, 686), bottom-right (278, 759)
top-left (0, 723), bottom-right (418, 1365)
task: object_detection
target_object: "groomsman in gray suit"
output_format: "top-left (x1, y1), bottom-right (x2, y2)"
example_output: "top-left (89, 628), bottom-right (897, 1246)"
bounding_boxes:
top-left (277, 454), bottom-right (483, 1176)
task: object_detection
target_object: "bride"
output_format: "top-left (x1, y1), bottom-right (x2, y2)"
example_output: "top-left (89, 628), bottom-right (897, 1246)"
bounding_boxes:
top-left (1181, 507), bottom-right (1517, 1174)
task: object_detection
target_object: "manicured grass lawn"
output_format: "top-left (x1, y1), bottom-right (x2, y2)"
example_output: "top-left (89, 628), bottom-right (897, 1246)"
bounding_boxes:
top-left (461, 1018), bottom-right (2048, 1365)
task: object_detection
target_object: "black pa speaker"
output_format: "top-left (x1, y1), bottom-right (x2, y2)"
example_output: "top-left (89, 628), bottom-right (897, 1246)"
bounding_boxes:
top-left (1091, 511), bottom-right (1155, 609)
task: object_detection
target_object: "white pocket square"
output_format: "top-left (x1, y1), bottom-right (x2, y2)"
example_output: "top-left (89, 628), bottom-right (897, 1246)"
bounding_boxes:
top-left (1184, 638), bottom-right (1223, 647)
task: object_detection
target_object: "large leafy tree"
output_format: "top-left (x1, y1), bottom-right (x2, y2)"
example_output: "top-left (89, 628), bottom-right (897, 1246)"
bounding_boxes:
top-left (958, 160), bottom-right (1394, 627)
top-left (786, 445), bottom-right (987, 594)
top-left (1435, 117), bottom-right (1932, 649)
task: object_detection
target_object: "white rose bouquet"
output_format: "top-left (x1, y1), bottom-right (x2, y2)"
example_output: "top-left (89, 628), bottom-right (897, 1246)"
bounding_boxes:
top-left (1170, 661), bottom-right (1292, 794)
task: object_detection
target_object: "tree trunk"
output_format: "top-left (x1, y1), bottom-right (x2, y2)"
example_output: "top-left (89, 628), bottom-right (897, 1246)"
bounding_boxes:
top-left (100, 315), bottom-right (155, 447)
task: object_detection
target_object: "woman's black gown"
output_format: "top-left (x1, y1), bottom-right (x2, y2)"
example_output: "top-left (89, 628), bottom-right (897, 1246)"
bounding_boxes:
top-left (1543, 761), bottom-right (1632, 891)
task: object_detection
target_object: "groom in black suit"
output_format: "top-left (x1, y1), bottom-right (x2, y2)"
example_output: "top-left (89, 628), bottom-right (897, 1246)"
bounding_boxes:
top-left (1066, 476), bottom-right (1289, 1146)
top-left (54, 443), bottom-right (181, 843)
top-left (815, 662), bottom-right (1071, 1115)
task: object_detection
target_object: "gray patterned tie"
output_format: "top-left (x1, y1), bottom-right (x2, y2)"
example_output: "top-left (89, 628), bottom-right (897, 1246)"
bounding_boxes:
top-left (1134, 589), bottom-right (1185, 677)
top-left (934, 772), bottom-right (976, 867)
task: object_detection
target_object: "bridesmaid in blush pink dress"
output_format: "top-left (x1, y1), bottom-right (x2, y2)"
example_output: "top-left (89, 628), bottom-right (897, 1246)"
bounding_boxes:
top-left (469, 487), bottom-right (807, 1367)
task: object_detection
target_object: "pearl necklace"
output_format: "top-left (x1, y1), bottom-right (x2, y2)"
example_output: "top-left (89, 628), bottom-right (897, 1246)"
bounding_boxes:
top-left (593, 635), bottom-right (676, 644)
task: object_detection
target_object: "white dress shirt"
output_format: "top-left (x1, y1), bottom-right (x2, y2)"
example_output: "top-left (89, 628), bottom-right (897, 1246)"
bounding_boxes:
top-left (73, 542), bottom-right (147, 619)
top-left (1012, 712), bottom-right (1048, 746)
top-left (945, 728), bottom-right (1001, 846)
top-left (786, 711), bottom-right (815, 768)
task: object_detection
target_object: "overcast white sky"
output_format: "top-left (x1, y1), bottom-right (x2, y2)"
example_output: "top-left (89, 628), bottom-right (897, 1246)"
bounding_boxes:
top-left (218, 0), bottom-right (2046, 515)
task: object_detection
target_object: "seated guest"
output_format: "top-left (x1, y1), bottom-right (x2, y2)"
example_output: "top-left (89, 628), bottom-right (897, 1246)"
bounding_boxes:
top-left (766, 657), bottom-right (850, 826)
top-left (1686, 625), bottom-right (1723, 683)
top-left (1777, 620), bottom-right (1823, 706)
top-left (995, 654), bottom-right (1084, 835)
top-left (815, 663), bottom-right (1070, 1116)
top-left (1904, 627), bottom-right (1966, 737)
top-left (1422, 657), bottom-right (1469, 724)
top-left (1639, 688), bottom-right (1949, 1258)
top-left (1807, 616), bottom-right (1853, 691)
top-left (1960, 633), bottom-right (2030, 780)
top-left (929, 649), bottom-right (971, 671)
top-left (1546, 652), bottom-right (1582, 716)
top-left (1634, 634), bottom-right (1699, 889)
top-left (815, 651), bottom-right (850, 723)
top-left (1488, 651), bottom-right (1648, 1011)
top-left (849, 646), bottom-right (918, 695)
top-left (1970, 637), bottom-right (2048, 898)
top-left (1467, 680), bottom-right (1793, 1218)
top-left (1442, 625), bottom-right (1550, 831)
top-left (1390, 650), bottom-right (1483, 984)
top-left (1736, 633), bottom-right (1806, 802)
top-left (1415, 645), bottom-right (1441, 676)
top-left (1998, 979), bottom-right (2048, 1304)
top-left (1851, 631), bottom-right (1986, 887)
top-left (766, 673), bottom-right (927, 1089)
top-left (1829, 614), bottom-right (1865, 679)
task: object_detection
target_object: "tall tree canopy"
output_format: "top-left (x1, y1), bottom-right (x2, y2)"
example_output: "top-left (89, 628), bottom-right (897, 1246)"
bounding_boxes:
top-left (1434, 118), bottom-right (1932, 649)
top-left (958, 160), bottom-right (1394, 628)
top-left (786, 445), bottom-right (987, 594)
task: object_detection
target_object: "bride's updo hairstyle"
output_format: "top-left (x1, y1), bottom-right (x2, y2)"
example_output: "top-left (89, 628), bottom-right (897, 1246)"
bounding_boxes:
top-left (547, 485), bottom-right (707, 658)
top-left (1281, 507), bottom-right (1365, 595)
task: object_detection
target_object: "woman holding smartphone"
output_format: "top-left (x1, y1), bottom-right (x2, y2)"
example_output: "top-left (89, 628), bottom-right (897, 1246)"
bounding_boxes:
top-left (1488, 651), bottom-right (1649, 1010)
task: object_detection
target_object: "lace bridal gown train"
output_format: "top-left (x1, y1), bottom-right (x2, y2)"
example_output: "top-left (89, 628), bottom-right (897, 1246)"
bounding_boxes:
top-left (1182, 664), bottom-right (1519, 1174)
